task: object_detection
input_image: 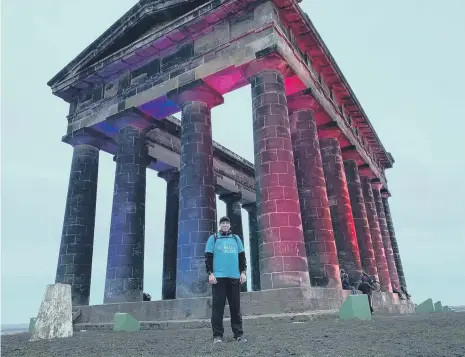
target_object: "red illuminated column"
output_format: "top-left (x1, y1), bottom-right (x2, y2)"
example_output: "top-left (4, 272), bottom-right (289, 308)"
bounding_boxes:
top-left (245, 62), bottom-right (310, 290)
top-left (319, 137), bottom-right (362, 285)
top-left (287, 93), bottom-right (341, 288)
top-left (372, 184), bottom-right (400, 289)
top-left (360, 176), bottom-right (392, 292)
top-left (343, 160), bottom-right (378, 280)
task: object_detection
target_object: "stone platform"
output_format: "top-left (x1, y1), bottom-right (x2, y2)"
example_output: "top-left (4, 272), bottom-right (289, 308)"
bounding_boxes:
top-left (74, 287), bottom-right (415, 326)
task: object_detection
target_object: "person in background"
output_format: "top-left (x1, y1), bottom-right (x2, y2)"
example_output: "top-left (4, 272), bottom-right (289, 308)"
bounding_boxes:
top-left (358, 274), bottom-right (376, 314)
top-left (143, 292), bottom-right (151, 301)
top-left (205, 216), bottom-right (248, 343)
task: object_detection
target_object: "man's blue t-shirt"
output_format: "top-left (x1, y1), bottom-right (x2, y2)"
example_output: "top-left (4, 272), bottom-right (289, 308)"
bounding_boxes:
top-left (205, 233), bottom-right (245, 279)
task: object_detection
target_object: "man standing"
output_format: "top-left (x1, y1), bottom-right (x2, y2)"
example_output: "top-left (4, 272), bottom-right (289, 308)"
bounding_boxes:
top-left (205, 216), bottom-right (247, 343)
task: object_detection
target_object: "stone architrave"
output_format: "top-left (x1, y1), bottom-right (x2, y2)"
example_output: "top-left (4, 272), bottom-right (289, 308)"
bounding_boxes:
top-left (372, 186), bottom-right (400, 289)
top-left (360, 176), bottom-right (392, 292)
top-left (167, 80), bottom-right (223, 298)
top-left (56, 129), bottom-right (101, 306)
top-left (242, 202), bottom-right (261, 291)
top-left (320, 137), bottom-right (363, 285)
top-left (158, 168), bottom-right (180, 300)
top-left (30, 284), bottom-right (73, 341)
top-left (247, 66), bottom-right (311, 290)
top-left (104, 118), bottom-right (152, 304)
top-left (219, 191), bottom-right (246, 292)
top-left (288, 93), bottom-right (341, 288)
top-left (381, 190), bottom-right (407, 288)
top-left (344, 160), bottom-right (378, 280)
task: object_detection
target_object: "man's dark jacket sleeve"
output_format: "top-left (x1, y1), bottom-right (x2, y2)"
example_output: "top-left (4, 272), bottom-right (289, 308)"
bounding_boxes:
top-left (205, 252), bottom-right (214, 274)
top-left (239, 251), bottom-right (247, 273)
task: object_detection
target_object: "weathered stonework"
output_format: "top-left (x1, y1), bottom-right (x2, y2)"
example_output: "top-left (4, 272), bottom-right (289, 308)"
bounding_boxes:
top-left (249, 70), bottom-right (310, 290)
top-left (56, 133), bottom-right (100, 306)
top-left (158, 168), bottom-right (180, 300)
top-left (242, 202), bottom-right (261, 291)
top-left (344, 160), bottom-right (378, 280)
top-left (381, 192), bottom-right (407, 288)
top-left (175, 100), bottom-right (217, 298)
top-left (320, 138), bottom-right (362, 285)
top-left (361, 177), bottom-right (392, 292)
top-left (288, 96), bottom-right (341, 289)
top-left (372, 187), bottom-right (400, 289)
top-left (104, 125), bottom-right (150, 303)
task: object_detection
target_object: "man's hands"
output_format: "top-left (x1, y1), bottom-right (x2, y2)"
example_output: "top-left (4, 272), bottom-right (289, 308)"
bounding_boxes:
top-left (209, 273), bottom-right (217, 285)
top-left (240, 272), bottom-right (247, 284)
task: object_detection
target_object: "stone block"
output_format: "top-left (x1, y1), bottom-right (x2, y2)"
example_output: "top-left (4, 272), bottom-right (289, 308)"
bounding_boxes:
top-left (443, 305), bottom-right (450, 312)
top-left (30, 284), bottom-right (73, 341)
top-left (416, 298), bottom-right (435, 314)
top-left (338, 295), bottom-right (372, 321)
top-left (113, 313), bottom-right (141, 333)
top-left (434, 301), bottom-right (443, 312)
top-left (28, 318), bottom-right (37, 334)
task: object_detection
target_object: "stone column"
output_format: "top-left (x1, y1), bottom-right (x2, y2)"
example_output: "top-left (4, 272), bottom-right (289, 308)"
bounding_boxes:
top-left (343, 160), bottom-right (378, 280)
top-left (104, 120), bottom-right (152, 303)
top-left (381, 190), bottom-right (407, 288)
top-left (247, 67), bottom-right (310, 290)
top-left (242, 202), bottom-right (261, 291)
top-left (219, 192), bottom-right (247, 292)
top-left (320, 137), bottom-right (362, 285)
top-left (158, 168), bottom-right (180, 300)
top-left (167, 80), bottom-right (223, 298)
top-left (56, 129), bottom-right (101, 306)
top-left (372, 185), bottom-right (400, 289)
top-left (287, 93), bottom-right (341, 288)
top-left (361, 176), bottom-right (392, 292)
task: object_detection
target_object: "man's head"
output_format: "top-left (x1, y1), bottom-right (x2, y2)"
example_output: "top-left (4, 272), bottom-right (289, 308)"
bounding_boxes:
top-left (219, 216), bottom-right (231, 233)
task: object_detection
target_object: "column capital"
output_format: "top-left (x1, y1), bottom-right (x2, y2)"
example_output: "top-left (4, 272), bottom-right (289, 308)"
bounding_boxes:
top-left (380, 188), bottom-right (391, 198)
top-left (62, 127), bottom-right (105, 148)
top-left (241, 202), bottom-right (257, 214)
top-left (106, 108), bottom-right (155, 132)
top-left (317, 122), bottom-right (344, 140)
top-left (371, 178), bottom-right (383, 190)
top-left (286, 90), bottom-right (319, 114)
top-left (158, 168), bottom-right (180, 183)
top-left (219, 191), bottom-right (242, 204)
top-left (167, 79), bottom-right (223, 109)
top-left (242, 51), bottom-right (292, 80)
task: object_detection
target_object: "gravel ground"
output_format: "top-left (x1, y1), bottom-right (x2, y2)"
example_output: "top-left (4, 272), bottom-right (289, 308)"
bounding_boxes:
top-left (2, 312), bottom-right (464, 357)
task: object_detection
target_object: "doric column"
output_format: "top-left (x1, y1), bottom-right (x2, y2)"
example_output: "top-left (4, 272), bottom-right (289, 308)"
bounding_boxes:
top-left (381, 189), bottom-right (407, 288)
top-left (158, 168), bottom-right (180, 300)
top-left (319, 137), bottom-right (362, 285)
top-left (104, 115), bottom-right (153, 303)
top-left (372, 184), bottom-right (400, 289)
top-left (167, 80), bottom-right (223, 298)
top-left (242, 202), bottom-right (260, 291)
top-left (56, 128), bottom-right (101, 306)
top-left (361, 176), bottom-right (392, 292)
top-left (245, 65), bottom-right (310, 290)
top-left (287, 93), bottom-right (341, 288)
top-left (343, 160), bottom-right (378, 280)
top-left (219, 192), bottom-right (246, 292)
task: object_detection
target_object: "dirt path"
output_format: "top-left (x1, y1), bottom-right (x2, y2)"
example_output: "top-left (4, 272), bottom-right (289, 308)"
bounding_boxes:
top-left (2, 313), bottom-right (464, 357)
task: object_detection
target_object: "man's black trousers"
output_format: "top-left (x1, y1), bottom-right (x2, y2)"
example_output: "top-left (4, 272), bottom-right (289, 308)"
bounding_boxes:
top-left (211, 277), bottom-right (243, 338)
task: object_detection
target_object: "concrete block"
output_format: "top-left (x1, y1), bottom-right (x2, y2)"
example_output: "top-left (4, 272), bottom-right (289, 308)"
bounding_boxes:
top-left (113, 313), bottom-right (141, 333)
top-left (434, 301), bottom-right (443, 312)
top-left (338, 295), bottom-right (372, 321)
top-left (28, 318), bottom-right (37, 334)
top-left (30, 283), bottom-right (73, 341)
top-left (443, 305), bottom-right (450, 312)
top-left (416, 298), bottom-right (435, 314)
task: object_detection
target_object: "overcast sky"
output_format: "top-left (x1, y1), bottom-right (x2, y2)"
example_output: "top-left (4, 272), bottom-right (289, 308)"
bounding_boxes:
top-left (2, 0), bottom-right (464, 325)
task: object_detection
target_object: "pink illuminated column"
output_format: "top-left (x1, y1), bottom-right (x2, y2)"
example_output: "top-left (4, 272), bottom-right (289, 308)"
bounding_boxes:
top-left (361, 176), bottom-right (392, 292)
top-left (319, 137), bottom-right (362, 285)
top-left (245, 62), bottom-right (310, 290)
top-left (372, 183), bottom-right (400, 289)
top-left (287, 92), bottom-right (341, 288)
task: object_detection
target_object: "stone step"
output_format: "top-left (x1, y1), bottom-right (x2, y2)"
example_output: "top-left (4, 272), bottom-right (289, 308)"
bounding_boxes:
top-left (74, 310), bottom-right (338, 332)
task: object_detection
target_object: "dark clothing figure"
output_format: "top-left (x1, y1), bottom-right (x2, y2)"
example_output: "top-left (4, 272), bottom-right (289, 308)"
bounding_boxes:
top-left (205, 216), bottom-right (247, 343)
top-left (211, 278), bottom-right (243, 339)
top-left (392, 286), bottom-right (405, 300)
top-left (341, 273), bottom-right (356, 295)
top-left (143, 293), bottom-right (151, 301)
top-left (359, 274), bottom-right (376, 314)
top-left (400, 285), bottom-right (411, 299)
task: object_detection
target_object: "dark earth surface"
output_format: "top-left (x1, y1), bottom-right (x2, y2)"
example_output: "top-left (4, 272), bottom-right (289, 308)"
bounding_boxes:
top-left (2, 312), bottom-right (464, 357)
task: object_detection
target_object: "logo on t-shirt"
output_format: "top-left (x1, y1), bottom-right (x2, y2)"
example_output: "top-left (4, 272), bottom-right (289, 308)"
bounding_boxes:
top-left (217, 241), bottom-right (237, 254)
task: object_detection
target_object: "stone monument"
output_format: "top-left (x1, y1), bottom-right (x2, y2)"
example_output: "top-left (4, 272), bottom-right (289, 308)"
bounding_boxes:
top-left (47, 0), bottom-right (413, 324)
